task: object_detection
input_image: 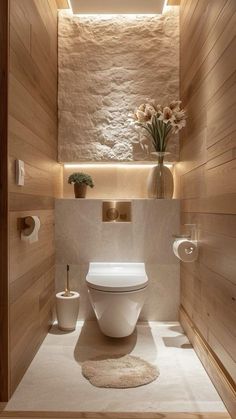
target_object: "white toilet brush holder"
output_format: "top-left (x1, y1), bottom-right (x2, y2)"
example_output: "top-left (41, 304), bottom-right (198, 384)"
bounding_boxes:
top-left (56, 291), bottom-right (80, 331)
top-left (56, 264), bottom-right (80, 331)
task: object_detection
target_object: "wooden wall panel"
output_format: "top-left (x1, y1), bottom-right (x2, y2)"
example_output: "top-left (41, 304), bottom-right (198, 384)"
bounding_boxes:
top-left (0, 0), bottom-right (10, 403)
top-left (178, 0), bottom-right (236, 415)
top-left (180, 308), bottom-right (236, 418)
top-left (56, 0), bottom-right (70, 9)
top-left (8, 0), bottom-right (61, 397)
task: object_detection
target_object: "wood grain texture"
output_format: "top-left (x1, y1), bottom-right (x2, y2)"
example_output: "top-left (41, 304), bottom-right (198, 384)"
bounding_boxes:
top-left (0, 0), bottom-right (10, 403)
top-left (10, 267), bottom-right (55, 390)
top-left (56, 0), bottom-right (70, 8)
top-left (180, 307), bottom-right (236, 419)
top-left (178, 0), bottom-right (236, 415)
top-left (8, 0), bottom-right (61, 397)
top-left (167, 0), bottom-right (181, 5)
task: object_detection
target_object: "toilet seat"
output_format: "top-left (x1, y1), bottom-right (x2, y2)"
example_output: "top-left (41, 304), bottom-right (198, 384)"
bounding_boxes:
top-left (86, 275), bottom-right (148, 292)
top-left (86, 262), bottom-right (148, 292)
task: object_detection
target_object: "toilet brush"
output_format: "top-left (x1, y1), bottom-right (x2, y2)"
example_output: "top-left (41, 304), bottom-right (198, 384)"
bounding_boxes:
top-left (63, 264), bottom-right (73, 297)
top-left (56, 264), bottom-right (80, 330)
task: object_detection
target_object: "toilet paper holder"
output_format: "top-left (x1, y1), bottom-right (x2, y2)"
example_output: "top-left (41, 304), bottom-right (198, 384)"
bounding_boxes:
top-left (19, 215), bottom-right (41, 243)
top-left (172, 224), bottom-right (198, 262)
top-left (172, 233), bottom-right (191, 239)
top-left (19, 216), bottom-right (37, 231)
top-left (173, 224), bottom-right (197, 241)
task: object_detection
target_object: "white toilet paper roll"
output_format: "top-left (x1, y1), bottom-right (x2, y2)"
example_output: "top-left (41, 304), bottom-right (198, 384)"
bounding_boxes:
top-left (21, 216), bottom-right (41, 244)
top-left (173, 239), bottom-right (198, 262)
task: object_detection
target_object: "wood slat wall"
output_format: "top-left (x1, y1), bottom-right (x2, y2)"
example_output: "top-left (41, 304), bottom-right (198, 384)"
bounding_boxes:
top-left (56, 0), bottom-right (70, 9)
top-left (0, 0), bottom-right (10, 403)
top-left (8, 0), bottom-right (61, 397)
top-left (178, 0), bottom-right (236, 410)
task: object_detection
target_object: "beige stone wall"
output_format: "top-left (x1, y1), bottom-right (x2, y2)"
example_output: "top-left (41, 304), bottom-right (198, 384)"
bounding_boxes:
top-left (58, 9), bottom-right (179, 162)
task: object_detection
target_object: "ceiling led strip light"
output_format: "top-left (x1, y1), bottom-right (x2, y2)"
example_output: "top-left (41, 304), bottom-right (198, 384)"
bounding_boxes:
top-left (69, 0), bottom-right (166, 14)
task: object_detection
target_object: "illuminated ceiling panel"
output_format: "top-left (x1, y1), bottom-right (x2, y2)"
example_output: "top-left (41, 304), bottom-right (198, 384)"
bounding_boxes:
top-left (70, 0), bottom-right (166, 14)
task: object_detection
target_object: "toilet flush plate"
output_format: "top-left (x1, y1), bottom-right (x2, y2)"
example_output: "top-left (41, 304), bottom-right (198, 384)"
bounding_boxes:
top-left (102, 201), bottom-right (131, 222)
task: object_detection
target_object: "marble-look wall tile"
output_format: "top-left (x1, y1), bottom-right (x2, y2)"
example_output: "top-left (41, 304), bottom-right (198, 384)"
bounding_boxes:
top-left (55, 199), bottom-right (180, 320)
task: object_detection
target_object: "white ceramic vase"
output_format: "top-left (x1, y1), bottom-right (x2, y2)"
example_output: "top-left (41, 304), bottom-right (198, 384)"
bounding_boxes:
top-left (56, 291), bottom-right (80, 331)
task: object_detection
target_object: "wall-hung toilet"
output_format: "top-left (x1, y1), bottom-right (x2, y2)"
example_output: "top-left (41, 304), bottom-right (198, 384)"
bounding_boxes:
top-left (86, 262), bottom-right (148, 338)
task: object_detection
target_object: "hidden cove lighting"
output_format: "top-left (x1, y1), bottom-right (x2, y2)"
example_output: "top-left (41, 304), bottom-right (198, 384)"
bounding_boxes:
top-left (63, 162), bottom-right (174, 169)
top-left (68, 0), bottom-right (168, 15)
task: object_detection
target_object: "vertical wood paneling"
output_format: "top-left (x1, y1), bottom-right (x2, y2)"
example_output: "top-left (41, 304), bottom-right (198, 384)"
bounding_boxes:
top-left (56, 0), bottom-right (70, 9)
top-left (8, 0), bottom-right (61, 397)
top-left (0, 0), bottom-right (10, 403)
top-left (178, 0), bottom-right (236, 415)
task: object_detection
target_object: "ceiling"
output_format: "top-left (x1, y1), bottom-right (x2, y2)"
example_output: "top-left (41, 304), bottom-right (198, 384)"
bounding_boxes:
top-left (69, 0), bottom-right (166, 14)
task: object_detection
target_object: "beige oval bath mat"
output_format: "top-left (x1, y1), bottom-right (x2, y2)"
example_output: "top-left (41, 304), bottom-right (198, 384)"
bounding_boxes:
top-left (82, 354), bottom-right (159, 388)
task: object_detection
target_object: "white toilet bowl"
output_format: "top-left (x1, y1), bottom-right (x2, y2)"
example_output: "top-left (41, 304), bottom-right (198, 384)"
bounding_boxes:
top-left (86, 263), bottom-right (148, 338)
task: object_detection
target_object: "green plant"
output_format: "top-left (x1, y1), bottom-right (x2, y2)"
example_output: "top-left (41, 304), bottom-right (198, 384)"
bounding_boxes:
top-left (68, 172), bottom-right (94, 188)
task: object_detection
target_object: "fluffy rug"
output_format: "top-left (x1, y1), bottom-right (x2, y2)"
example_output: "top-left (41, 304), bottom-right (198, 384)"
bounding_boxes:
top-left (81, 354), bottom-right (159, 388)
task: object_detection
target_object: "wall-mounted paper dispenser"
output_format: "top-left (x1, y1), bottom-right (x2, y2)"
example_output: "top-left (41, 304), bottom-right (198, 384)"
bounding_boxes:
top-left (172, 224), bottom-right (198, 263)
top-left (173, 238), bottom-right (198, 262)
top-left (20, 216), bottom-right (41, 244)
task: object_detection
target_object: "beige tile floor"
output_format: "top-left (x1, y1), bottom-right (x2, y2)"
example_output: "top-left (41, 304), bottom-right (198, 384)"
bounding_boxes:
top-left (5, 321), bottom-right (226, 413)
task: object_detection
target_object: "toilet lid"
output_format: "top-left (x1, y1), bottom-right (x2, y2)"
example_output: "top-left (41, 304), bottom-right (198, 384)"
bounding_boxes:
top-left (86, 263), bottom-right (148, 292)
top-left (86, 275), bottom-right (148, 292)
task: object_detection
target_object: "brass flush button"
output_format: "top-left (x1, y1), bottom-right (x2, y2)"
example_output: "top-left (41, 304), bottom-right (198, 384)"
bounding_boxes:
top-left (102, 201), bottom-right (131, 222)
top-left (106, 207), bottom-right (119, 221)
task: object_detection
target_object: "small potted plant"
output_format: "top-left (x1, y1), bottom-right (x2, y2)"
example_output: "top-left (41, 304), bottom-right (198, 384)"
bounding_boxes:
top-left (68, 172), bottom-right (94, 198)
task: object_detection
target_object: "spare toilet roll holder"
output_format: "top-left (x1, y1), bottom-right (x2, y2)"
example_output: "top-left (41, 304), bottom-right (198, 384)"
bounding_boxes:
top-left (173, 224), bottom-right (198, 258)
top-left (173, 224), bottom-right (197, 241)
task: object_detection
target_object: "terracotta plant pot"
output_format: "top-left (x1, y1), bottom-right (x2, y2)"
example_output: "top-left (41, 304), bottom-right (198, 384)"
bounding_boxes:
top-left (74, 183), bottom-right (87, 198)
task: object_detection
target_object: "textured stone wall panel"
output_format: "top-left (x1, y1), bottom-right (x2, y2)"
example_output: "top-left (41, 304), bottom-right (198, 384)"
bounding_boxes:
top-left (58, 10), bottom-right (179, 162)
